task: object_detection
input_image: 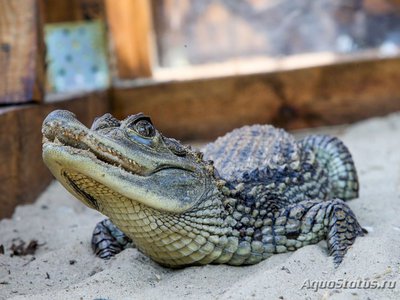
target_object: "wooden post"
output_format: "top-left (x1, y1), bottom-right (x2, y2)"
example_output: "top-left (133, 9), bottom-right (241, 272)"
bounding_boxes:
top-left (105, 0), bottom-right (153, 79)
top-left (0, 0), bottom-right (45, 104)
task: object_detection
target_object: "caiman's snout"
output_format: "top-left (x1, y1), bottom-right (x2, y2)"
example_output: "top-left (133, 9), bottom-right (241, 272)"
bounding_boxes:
top-left (42, 110), bottom-right (210, 214)
top-left (44, 109), bottom-right (76, 124)
top-left (43, 110), bottom-right (77, 131)
top-left (42, 110), bottom-right (88, 144)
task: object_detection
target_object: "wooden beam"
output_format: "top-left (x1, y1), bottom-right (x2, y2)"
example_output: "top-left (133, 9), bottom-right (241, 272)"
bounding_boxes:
top-left (111, 55), bottom-right (400, 140)
top-left (0, 91), bottom-right (110, 219)
top-left (43, 0), bottom-right (106, 23)
top-left (105, 0), bottom-right (153, 79)
top-left (0, 0), bottom-right (45, 104)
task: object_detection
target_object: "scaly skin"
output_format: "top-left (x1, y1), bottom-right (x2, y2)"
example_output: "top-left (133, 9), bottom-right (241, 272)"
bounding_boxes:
top-left (42, 110), bottom-right (364, 268)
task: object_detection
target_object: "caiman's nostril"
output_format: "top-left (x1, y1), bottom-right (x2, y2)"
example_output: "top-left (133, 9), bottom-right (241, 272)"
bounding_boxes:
top-left (43, 110), bottom-right (77, 126)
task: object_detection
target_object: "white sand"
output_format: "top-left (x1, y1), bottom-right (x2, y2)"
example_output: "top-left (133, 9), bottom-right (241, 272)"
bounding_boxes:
top-left (1, 113), bottom-right (400, 300)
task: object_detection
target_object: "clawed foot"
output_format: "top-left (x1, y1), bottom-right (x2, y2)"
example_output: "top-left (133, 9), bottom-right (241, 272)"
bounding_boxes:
top-left (283, 199), bottom-right (365, 267)
top-left (92, 219), bottom-right (133, 259)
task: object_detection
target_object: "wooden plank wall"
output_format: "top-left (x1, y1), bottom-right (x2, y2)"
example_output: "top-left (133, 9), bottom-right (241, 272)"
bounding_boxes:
top-left (0, 91), bottom-right (110, 219)
top-left (0, 0), bottom-right (46, 104)
top-left (0, 0), bottom-right (112, 218)
top-left (112, 56), bottom-right (400, 140)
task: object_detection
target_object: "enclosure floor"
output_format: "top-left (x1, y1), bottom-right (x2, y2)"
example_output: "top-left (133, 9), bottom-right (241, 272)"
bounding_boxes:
top-left (1, 113), bottom-right (400, 300)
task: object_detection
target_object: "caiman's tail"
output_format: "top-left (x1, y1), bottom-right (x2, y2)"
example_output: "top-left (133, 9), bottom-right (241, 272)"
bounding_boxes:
top-left (300, 135), bottom-right (359, 201)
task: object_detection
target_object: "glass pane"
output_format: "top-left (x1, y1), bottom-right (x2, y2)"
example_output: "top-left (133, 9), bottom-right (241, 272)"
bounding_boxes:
top-left (153, 0), bottom-right (400, 67)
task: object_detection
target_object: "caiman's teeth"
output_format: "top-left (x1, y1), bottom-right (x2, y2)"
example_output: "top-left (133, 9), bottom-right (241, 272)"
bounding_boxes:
top-left (50, 130), bottom-right (142, 175)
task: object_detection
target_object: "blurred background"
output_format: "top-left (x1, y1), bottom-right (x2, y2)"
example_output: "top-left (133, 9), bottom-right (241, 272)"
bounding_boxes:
top-left (154, 0), bottom-right (400, 67)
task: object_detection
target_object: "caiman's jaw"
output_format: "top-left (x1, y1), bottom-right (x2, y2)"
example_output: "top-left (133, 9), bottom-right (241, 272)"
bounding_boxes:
top-left (42, 110), bottom-right (211, 213)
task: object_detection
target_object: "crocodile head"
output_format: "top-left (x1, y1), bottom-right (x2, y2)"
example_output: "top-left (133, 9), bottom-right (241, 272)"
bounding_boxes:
top-left (42, 110), bottom-right (233, 266)
top-left (42, 110), bottom-right (217, 214)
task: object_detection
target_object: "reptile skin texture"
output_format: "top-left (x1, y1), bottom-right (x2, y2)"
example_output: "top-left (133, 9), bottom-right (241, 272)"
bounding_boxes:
top-left (42, 111), bottom-right (365, 268)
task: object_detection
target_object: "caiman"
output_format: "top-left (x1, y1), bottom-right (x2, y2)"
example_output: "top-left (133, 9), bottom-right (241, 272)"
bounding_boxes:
top-left (42, 110), bottom-right (365, 268)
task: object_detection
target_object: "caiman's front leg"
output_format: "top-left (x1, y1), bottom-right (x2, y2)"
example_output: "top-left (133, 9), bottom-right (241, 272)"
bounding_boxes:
top-left (92, 219), bottom-right (134, 259)
top-left (273, 199), bottom-right (365, 266)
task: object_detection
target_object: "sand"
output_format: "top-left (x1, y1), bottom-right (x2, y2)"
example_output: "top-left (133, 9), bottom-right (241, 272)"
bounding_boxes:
top-left (1, 113), bottom-right (400, 300)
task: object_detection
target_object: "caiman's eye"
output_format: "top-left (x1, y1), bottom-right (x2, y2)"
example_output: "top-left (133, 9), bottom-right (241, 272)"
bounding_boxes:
top-left (132, 119), bottom-right (155, 137)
